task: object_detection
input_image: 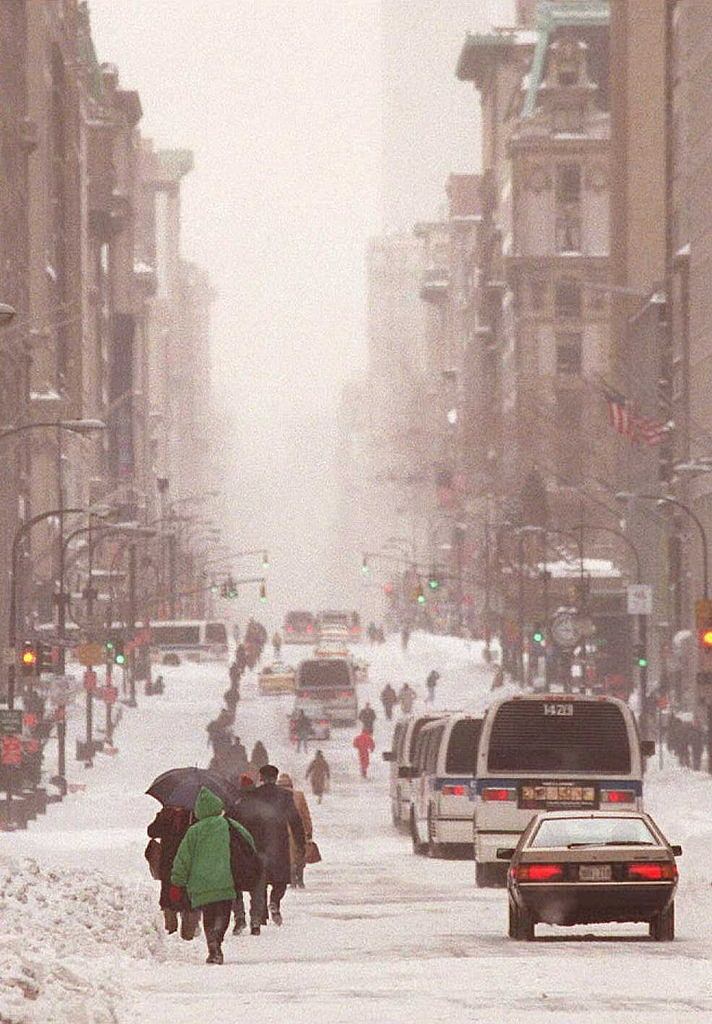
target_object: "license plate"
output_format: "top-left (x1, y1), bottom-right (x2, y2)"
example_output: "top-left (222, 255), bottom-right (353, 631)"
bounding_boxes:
top-left (521, 784), bottom-right (597, 808)
top-left (578, 864), bottom-right (612, 882)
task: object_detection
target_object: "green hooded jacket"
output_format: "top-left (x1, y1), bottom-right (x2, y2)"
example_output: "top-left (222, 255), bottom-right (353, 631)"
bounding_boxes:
top-left (170, 787), bottom-right (256, 909)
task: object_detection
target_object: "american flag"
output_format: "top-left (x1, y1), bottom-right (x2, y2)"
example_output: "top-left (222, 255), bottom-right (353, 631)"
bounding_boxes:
top-left (603, 386), bottom-right (668, 447)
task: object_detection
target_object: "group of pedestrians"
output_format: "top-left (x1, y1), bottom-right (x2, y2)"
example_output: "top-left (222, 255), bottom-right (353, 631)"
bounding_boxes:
top-left (379, 681), bottom-right (418, 720)
top-left (148, 760), bottom-right (319, 965)
top-left (206, 707), bottom-right (270, 781)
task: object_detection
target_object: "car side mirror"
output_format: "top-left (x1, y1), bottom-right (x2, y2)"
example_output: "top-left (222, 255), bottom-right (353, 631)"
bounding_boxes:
top-left (382, 751), bottom-right (394, 762)
top-left (496, 847), bottom-right (516, 861)
top-left (671, 844), bottom-right (683, 857)
top-left (641, 740), bottom-right (656, 757)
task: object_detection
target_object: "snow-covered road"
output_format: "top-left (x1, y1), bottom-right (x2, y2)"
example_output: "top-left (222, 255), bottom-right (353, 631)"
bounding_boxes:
top-left (3, 634), bottom-right (712, 1024)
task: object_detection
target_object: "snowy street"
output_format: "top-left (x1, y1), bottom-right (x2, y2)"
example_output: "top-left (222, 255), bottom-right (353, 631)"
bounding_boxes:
top-left (3, 635), bottom-right (712, 1024)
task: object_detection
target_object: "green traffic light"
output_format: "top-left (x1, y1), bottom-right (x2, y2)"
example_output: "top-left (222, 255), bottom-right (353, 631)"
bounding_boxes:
top-left (533, 631), bottom-right (544, 645)
top-left (428, 578), bottom-right (439, 590)
top-left (417, 594), bottom-right (426, 605)
top-left (638, 656), bottom-right (648, 668)
top-left (115, 653), bottom-right (126, 666)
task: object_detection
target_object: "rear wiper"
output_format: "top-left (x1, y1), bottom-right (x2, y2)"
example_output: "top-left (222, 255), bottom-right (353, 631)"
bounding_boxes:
top-left (565, 841), bottom-right (654, 848)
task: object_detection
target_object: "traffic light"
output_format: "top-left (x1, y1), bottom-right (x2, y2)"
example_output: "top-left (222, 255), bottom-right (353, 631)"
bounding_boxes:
top-left (20, 640), bottom-right (38, 676)
top-left (700, 628), bottom-right (712, 650)
top-left (415, 583), bottom-right (426, 605)
top-left (113, 640), bottom-right (126, 666)
top-left (634, 644), bottom-right (648, 669)
top-left (38, 641), bottom-right (55, 674)
top-left (361, 556), bottom-right (370, 576)
top-left (105, 638), bottom-right (115, 660)
top-left (427, 573), bottom-right (440, 591)
top-left (262, 551), bottom-right (269, 569)
top-left (259, 582), bottom-right (267, 603)
top-left (209, 582), bottom-right (220, 596)
top-left (532, 627), bottom-right (545, 647)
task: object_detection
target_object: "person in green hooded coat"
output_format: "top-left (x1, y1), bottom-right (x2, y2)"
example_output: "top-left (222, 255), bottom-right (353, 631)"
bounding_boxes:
top-left (170, 787), bottom-right (255, 964)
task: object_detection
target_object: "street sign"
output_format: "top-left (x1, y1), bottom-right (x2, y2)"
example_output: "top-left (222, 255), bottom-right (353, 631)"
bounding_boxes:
top-left (696, 598), bottom-right (712, 630)
top-left (627, 584), bottom-right (653, 616)
top-left (0, 709), bottom-right (23, 736)
top-left (76, 642), bottom-right (105, 666)
top-left (550, 611), bottom-right (581, 649)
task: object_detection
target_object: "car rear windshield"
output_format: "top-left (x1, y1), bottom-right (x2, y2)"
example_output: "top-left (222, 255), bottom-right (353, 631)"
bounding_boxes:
top-left (299, 660), bottom-right (352, 689)
top-left (205, 622), bottom-right (227, 643)
top-left (487, 700), bottom-right (632, 774)
top-left (445, 719), bottom-right (482, 774)
top-left (151, 625), bottom-right (200, 645)
top-left (531, 816), bottom-right (656, 848)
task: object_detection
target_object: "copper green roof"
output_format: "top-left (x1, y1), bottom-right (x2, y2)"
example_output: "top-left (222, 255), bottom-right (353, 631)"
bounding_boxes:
top-left (456, 29), bottom-right (537, 84)
top-left (523, 1), bottom-right (609, 117)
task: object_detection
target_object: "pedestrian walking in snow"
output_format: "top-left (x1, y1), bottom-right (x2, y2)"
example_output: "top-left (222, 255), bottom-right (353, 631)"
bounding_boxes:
top-left (230, 774), bottom-right (268, 935)
top-left (398, 683), bottom-right (416, 714)
top-left (294, 708), bottom-right (312, 753)
top-left (426, 670), bottom-right (440, 704)
top-left (306, 750), bottom-right (330, 803)
top-left (229, 660), bottom-right (241, 688)
top-left (240, 764), bottom-right (305, 927)
top-left (358, 701), bottom-right (377, 735)
top-left (272, 631), bottom-right (282, 658)
top-left (170, 787), bottom-right (256, 964)
top-left (401, 625), bottom-right (411, 651)
top-left (353, 729), bottom-right (376, 779)
top-left (147, 805), bottom-right (200, 940)
top-left (380, 683), bottom-right (397, 721)
top-left (277, 773), bottom-right (313, 888)
top-left (250, 740), bottom-right (269, 774)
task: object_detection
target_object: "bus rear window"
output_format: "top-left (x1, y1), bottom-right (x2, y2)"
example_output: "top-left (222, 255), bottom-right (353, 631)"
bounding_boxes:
top-left (488, 701), bottom-right (631, 774)
top-left (205, 623), bottom-right (227, 644)
top-left (446, 719), bottom-right (482, 774)
top-left (299, 660), bottom-right (352, 690)
top-left (408, 717), bottom-right (439, 761)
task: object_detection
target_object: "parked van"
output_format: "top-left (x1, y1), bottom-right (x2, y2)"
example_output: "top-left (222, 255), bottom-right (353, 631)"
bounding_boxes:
top-left (409, 713), bottom-right (483, 858)
top-left (383, 713), bottom-right (446, 831)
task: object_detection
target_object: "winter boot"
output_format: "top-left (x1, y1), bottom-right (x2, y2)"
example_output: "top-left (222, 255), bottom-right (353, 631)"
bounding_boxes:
top-left (206, 940), bottom-right (220, 964)
top-left (233, 916), bottom-right (246, 936)
top-left (269, 904), bottom-right (283, 926)
top-left (163, 909), bottom-right (178, 934)
top-left (180, 910), bottom-right (200, 941)
top-left (250, 925), bottom-right (261, 936)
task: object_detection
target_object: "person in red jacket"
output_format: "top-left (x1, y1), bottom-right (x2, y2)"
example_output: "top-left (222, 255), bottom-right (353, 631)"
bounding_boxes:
top-left (353, 729), bottom-right (376, 778)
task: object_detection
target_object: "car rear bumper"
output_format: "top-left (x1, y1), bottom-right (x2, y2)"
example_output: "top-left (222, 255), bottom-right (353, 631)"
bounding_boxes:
top-left (475, 830), bottom-right (522, 863)
top-left (514, 881), bottom-right (676, 926)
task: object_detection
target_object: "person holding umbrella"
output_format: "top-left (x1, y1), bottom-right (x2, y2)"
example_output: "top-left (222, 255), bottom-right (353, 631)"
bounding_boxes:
top-left (146, 805), bottom-right (200, 939)
top-left (169, 787), bottom-right (256, 965)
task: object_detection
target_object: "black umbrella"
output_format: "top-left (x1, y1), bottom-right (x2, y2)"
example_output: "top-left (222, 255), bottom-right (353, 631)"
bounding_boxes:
top-left (146, 767), bottom-right (237, 810)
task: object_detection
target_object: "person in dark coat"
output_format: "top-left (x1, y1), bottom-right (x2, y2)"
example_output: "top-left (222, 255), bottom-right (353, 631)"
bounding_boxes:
top-left (294, 709), bottom-right (312, 753)
top-left (306, 750), bottom-right (330, 803)
top-left (239, 764), bottom-right (305, 926)
top-left (147, 806), bottom-right (200, 939)
top-left (230, 774), bottom-right (268, 935)
top-left (250, 740), bottom-right (269, 773)
top-left (380, 684), bottom-right (397, 721)
top-left (358, 701), bottom-right (377, 734)
top-left (229, 661), bottom-right (241, 688)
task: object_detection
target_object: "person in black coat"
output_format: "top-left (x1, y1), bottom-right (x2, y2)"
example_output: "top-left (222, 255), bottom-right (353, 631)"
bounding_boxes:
top-left (236, 763), bottom-right (305, 926)
top-left (147, 806), bottom-right (200, 939)
top-left (230, 774), bottom-right (268, 935)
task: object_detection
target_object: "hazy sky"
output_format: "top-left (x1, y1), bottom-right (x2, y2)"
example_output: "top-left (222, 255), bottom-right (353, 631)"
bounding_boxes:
top-left (88, 0), bottom-right (510, 613)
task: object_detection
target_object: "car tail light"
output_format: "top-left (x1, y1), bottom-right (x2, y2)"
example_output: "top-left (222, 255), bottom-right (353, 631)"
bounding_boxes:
top-left (441, 785), bottom-right (467, 797)
top-left (306, 625), bottom-right (314, 634)
top-left (627, 862), bottom-right (677, 881)
top-left (286, 626), bottom-right (294, 633)
top-left (515, 863), bottom-right (564, 882)
top-left (482, 787), bottom-right (517, 802)
top-left (601, 789), bottom-right (636, 804)
top-left (338, 690), bottom-right (353, 698)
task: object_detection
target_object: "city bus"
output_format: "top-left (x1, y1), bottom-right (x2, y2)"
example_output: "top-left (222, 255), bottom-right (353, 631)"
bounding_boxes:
top-left (283, 610), bottom-right (317, 645)
top-left (473, 694), bottom-right (652, 886)
top-left (149, 620), bottom-right (229, 662)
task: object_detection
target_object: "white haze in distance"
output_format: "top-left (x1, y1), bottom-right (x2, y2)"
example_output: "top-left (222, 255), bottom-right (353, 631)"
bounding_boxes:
top-left (89, 0), bottom-right (512, 620)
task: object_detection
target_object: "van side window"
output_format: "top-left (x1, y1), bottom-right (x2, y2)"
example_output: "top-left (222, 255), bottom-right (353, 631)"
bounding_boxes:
top-left (393, 722), bottom-right (405, 759)
top-left (426, 726), bottom-right (444, 774)
top-left (445, 719), bottom-right (482, 774)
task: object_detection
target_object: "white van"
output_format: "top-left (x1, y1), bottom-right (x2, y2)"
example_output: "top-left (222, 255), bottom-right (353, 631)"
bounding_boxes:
top-left (409, 713), bottom-right (483, 858)
top-left (383, 714), bottom-right (446, 831)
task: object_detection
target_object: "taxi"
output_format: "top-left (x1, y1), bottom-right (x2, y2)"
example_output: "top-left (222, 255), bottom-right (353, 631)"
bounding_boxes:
top-left (258, 661), bottom-right (296, 696)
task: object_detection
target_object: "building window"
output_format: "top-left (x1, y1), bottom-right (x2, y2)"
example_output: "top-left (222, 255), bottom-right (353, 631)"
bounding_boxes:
top-left (555, 213), bottom-right (582, 253)
top-left (555, 164), bottom-right (581, 204)
top-left (555, 278), bottom-right (582, 318)
top-left (555, 333), bottom-right (582, 374)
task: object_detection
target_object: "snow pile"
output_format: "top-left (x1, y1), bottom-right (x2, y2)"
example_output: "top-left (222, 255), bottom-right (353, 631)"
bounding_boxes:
top-left (0, 854), bottom-right (166, 1024)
